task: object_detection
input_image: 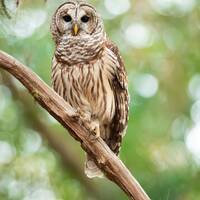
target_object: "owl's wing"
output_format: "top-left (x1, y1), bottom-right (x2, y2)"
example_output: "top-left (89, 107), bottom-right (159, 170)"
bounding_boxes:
top-left (105, 40), bottom-right (129, 155)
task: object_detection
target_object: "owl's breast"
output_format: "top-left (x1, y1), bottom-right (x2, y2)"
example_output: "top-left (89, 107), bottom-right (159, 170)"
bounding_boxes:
top-left (60, 51), bottom-right (117, 124)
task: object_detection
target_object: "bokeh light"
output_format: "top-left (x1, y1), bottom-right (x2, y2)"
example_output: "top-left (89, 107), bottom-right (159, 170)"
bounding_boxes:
top-left (171, 115), bottom-right (191, 140)
top-left (1, 9), bottom-right (47, 39)
top-left (188, 74), bottom-right (200, 101)
top-left (150, 0), bottom-right (196, 16)
top-left (21, 130), bottom-right (42, 156)
top-left (125, 23), bottom-right (154, 48)
top-left (132, 73), bottom-right (159, 98)
top-left (190, 101), bottom-right (200, 124)
top-left (0, 85), bottom-right (12, 114)
top-left (186, 124), bottom-right (200, 163)
top-left (104, 0), bottom-right (131, 16)
top-left (0, 141), bottom-right (16, 165)
top-left (23, 187), bottom-right (56, 200)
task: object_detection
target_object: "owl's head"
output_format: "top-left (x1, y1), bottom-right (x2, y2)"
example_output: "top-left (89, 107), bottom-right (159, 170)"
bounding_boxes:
top-left (51, 1), bottom-right (104, 43)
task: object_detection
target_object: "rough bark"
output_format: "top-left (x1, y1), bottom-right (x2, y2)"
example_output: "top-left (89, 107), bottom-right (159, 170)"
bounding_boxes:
top-left (0, 50), bottom-right (151, 200)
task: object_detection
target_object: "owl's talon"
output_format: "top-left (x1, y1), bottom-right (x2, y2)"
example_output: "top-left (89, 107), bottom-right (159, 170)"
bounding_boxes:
top-left (73, 109), bottom-right (90, 125)
top-left (88, 122), bottom-right (100, 141)
top-left (72, 112), bottom-right (80, 122)
top-left (73, 111), bottom-right (100, 141)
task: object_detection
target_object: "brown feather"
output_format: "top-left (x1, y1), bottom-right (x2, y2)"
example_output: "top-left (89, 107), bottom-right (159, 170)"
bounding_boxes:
top-left (105, 40), bottom-right (129, 155)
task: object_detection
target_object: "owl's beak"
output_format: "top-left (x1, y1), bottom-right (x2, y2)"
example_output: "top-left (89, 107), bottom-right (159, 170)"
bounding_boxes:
top-left (72, 23), bottom-right (79, 36)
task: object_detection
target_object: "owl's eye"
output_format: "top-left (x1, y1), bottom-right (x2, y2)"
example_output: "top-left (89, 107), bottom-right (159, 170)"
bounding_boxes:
top-left (63, 15), bottom-right (72, 22)
top-left (81, 15), bottom-right (90, 23)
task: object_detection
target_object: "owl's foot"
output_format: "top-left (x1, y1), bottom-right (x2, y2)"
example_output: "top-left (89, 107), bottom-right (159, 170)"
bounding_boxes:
top-left (73, 108), bottom-right (90, 124)
top-left (88, 121), bottom-right (100, 141)
top-left (73, 109), bottom-right (100, 141)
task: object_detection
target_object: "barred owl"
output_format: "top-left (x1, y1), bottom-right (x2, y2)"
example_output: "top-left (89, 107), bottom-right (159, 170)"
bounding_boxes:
top-left (51, 1), bottom-right (129, 178)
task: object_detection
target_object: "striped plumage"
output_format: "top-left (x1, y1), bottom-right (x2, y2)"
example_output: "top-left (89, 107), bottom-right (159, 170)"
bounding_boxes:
top-left (51, 1), bottom-right (129, 178)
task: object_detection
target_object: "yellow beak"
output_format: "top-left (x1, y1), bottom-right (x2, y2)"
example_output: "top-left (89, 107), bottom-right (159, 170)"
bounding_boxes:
top-left (73, 24), bottom-right (79, 36)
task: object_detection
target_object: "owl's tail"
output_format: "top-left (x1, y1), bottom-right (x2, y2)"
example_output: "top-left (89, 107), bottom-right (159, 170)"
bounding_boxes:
top-left (85, 155), bottom-right (104, 178)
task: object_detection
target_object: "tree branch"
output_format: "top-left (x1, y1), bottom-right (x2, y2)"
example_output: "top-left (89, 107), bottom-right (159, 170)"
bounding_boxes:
top-left (0, 50), bottom-right (151, 200)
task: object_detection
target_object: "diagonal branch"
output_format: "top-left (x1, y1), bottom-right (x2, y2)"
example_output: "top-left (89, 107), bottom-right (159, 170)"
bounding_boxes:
top-left (0, 50), bottom-right (151, 200)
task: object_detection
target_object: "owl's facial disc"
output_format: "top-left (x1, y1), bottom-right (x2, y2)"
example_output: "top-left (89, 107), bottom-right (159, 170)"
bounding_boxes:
top-left (62, 10), bottom-right (94, 36)
top-left (54, 2), bottom-right (99, 37)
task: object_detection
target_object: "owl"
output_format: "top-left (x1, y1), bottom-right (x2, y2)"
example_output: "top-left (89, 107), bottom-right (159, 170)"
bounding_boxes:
top-left (51, 0), bottom-right (129, 178)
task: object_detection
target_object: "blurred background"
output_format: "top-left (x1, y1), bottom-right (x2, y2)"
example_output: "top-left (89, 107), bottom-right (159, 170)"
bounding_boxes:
top-left (0, 0), bottom-right (200, 199)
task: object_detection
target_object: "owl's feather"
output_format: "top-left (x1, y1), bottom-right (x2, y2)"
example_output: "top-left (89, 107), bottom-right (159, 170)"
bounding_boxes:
top-left (105, 40), bottom-right (129, 155)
